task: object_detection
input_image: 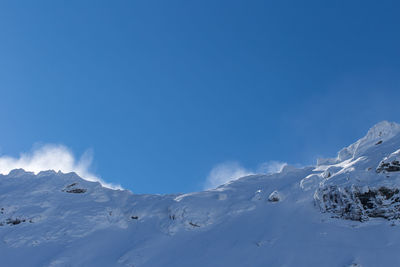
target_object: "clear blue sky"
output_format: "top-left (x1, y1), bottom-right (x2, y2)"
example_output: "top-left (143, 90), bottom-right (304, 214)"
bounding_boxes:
top-left (1, 1), bottom-right (400, 193)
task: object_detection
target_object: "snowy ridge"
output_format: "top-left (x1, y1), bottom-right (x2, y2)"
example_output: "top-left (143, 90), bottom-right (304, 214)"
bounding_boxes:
top-left (318, 121), bottom-right (400, 165)
top-left (2, 121), bottom-right (400, 266)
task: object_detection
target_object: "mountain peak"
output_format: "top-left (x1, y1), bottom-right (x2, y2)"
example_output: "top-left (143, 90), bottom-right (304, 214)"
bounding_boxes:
top-left (338, 120), bottom-right (400, 161)
top-left (366, 120), bottom-right (400, 140)
top-left (318, 121), bottom-right (400, 165)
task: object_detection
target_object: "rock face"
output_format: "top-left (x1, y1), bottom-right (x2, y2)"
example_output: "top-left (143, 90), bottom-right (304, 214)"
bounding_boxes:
top-left (268, 191), bottom-right (281, 202)
top-left (315, 185), bottom-right (400, 221)
top-left (376, 160), bottom-right (400, 173)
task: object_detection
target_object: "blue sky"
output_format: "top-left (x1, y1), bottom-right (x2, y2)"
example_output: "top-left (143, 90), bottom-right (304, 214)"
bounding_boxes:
top-left (0, 1), bottom-right (400, 193)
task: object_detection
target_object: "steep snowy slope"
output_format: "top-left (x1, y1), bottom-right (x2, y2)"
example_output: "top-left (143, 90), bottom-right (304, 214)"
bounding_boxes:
top-left (2, 121), bottom-right (400, 266)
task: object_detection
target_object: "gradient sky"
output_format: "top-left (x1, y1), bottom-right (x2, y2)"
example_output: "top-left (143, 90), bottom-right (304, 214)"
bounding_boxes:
top-left (1, 1), bottom-right (400, 193)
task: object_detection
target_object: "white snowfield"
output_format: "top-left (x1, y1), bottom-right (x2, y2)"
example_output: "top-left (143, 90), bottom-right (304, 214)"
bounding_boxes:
top-left (2, 121), bottom-right (400, 267)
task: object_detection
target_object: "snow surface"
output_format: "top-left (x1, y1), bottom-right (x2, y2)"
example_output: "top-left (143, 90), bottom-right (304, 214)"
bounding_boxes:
top-left (2, 121), bottom-right (400, 266)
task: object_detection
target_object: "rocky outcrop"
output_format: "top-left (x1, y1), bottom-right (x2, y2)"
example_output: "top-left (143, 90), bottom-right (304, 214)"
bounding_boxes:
top-left (62, 183), bottom-right (87, 193)
top-left (268, 191), bottom-right (281, 202)
top-left (315, 185), bottom-right (400, 221)
top-left (376, 160), bottom-right (400, 173)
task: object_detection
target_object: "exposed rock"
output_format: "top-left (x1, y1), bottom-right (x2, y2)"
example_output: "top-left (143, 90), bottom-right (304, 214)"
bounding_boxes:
top-left (6, 218), bottom-right (25, 225)
top-left (268, 191), bottom-right (281, 202)
top-left (66, 183), bottom-right (78, 188)
top-left (66, 188), bottom-right (87, 194)
top-left (376, 160), bottom-right (400, 173)
top-left (62, 183), bottom-right (87, 194)
top-left (315, 185), bottom-right (400, 221)
top-left (189, 222), bottom-right (200, 227)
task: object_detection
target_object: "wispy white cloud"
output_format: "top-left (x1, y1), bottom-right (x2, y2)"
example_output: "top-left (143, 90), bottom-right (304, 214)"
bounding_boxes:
top-left (0, 144), bottom-right (121, 189)
top-left (204, 160), bottom-right (288, 190)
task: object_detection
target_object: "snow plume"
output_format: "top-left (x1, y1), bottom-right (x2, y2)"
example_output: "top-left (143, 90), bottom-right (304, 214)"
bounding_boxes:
top-left (204, 162), bottom-right (253, 189)
top-left (0, 144), bottom-right (121, 189)
top-left (257, 161), bottom-right (288, 174)
top-left (205, 160), bottom-right (288, 189)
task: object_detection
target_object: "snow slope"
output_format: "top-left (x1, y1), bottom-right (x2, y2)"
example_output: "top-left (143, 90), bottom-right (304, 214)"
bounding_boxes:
top-left (2, 121), bottom-right (400, 266)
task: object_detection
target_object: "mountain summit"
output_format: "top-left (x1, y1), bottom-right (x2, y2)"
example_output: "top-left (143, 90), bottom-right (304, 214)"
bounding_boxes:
top-left (2, 121), bottom-right (400, 267)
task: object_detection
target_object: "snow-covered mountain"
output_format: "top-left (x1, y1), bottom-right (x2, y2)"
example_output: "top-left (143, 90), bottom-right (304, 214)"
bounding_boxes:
top-left (2, 121), bottom-right (400, 267)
